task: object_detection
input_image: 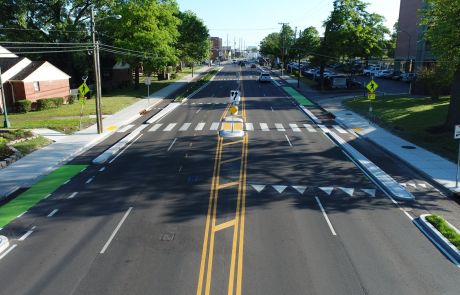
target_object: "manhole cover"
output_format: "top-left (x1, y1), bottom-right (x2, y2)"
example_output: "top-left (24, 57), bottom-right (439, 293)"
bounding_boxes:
top-left (401, 145), bottom-right (416, 150)
top-left (160, 233), bottom-right (175, 241)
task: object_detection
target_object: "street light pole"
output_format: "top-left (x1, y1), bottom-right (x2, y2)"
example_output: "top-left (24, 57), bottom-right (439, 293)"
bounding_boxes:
top-left (90, 6), bottom-right (103, 134)
top-left (0, 67), bottom-right (11, 128)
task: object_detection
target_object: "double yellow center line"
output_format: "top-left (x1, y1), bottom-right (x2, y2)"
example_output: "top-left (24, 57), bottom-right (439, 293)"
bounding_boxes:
top-left (196, 70), bottom-right (248, 295)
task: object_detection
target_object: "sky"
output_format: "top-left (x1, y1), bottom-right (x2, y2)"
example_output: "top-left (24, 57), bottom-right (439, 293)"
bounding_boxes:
top-left (176, 0), bottom-right (401, 48)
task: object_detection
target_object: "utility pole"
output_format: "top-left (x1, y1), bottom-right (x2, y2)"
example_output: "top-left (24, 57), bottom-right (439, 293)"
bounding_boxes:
top-left (297, 29), bottom-right (302, 89)
top-left (278, 22), bottom-right (289, 76)
top-left (0, 67), bottom-right (11, 128)
top-left (90, 6), bottom-right (103, 134)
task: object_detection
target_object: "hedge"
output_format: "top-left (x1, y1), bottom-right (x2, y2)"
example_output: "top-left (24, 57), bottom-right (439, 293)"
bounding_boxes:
top-left (36, 97), bottom-right (64, 111)
top-left (15, 100), bottom-right (32, 113)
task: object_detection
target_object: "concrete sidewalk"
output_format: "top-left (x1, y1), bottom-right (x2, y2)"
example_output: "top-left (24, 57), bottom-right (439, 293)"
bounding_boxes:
top-left (276, 73), bottom-right (460, 194)
top-left (0, 67), bottom-right (210, 199)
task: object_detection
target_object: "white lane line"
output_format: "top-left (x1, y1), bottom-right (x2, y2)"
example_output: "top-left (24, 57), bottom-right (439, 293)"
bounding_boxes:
top-left (67, 192), bottom-right (78, 199)
top-left (17, 211), bottom-right (27, 218)
top-left (99, 167), bottom-right (106, 172)
top-left (289, 123), bottom-right (301, 132)
top-left (163, 123), bottom-right (177, 131)
top-left (18, 226), bottom-right (36, 241)
top-left (108, 134), bottom-right (143, 164)
top-left (179, 123), bottom-right (192, 131)
top-left (332, 125), bottom-right (347, 134)
top-left (167, 138), bottom-right (178, 152)
top-left (260, 123), bottom-right (269, 131)
top-left (0, 245), bottom-right (17, 260)
top-left (303, 124), bottom-right (317, 133)
top-left (271, 107), bottom-right (275, 112)
top-left (63, 180), bottom-right (70, 185)
top-left (117, 124), bottom-right (134, 133)
top-left (285, 135), bottom-right (293, 147)
top-left (210, 122), bottom-right (220, 131)
top-left (100, 207), bottom-right (133, 254)
top-left (85, 177), bottom-right (94, 184)
top-left (318, 124), bottom-right (330, 133)
top-left (195, 122), bottom-right (205, 131)
top-left (149, 123), bottom-right (163, 132)
top-left (44, 193), bottom-right (52, 199)
top-left (47, 209), bottom-right (59, 218)
top-left (275, 123), bottom-right (285, 132)
top-left (315, 197), bottom-right (337, 236)
top-left (245, 123), bottom-right (254, 131)
top-left (196, 108), bottom-right (202, 114)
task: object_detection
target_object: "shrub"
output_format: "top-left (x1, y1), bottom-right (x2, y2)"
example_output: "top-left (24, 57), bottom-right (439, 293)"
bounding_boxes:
top-left (14, 100), bottom-right (32, 113)
top-left (68, 94), bottom-right (77, 105)
top-left (36, 97), bottom-right (64, 110)
top-left (415, 66), bottom-right (452, 99)
top-left (426, 214), bottom-right (460, 250)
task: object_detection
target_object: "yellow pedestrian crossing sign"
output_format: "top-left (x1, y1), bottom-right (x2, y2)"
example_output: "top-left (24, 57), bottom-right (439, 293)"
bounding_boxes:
top-left (78, 82), bottom-right (90, 96)
top-left (366, 80), bottom-right (379, 93)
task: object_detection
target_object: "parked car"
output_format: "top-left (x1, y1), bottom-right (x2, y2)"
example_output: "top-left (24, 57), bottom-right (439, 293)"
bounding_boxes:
top-left (325, 75), bottom-right (348, 89)
top-left (363, 66), bottom-right (381, 76)
top-left (401, 73), bottom-right (416, 82)
top-left (375, 70), bottom-right (393, 78)
top-left (250, 63), bottom-right (257, 68)
top-left (391, 71), bottom-right (403, 80)
top-left (258, 72), bottom-right (272, 83)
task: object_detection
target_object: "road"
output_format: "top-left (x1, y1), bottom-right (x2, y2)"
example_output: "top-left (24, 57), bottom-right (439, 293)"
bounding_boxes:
top-left (0, 65), bottom-right (459, 295)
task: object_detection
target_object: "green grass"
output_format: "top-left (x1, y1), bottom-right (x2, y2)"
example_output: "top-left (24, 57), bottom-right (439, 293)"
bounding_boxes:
top-left (13, 136), bottom-right (52, 155)
top-left (0, 164), bottom-right (87, 228)
top-left (344, 96), bottom-right (457, 161)
top-left (175, 69), bottom-right (218, 101)
top-left (426, 214), bottom-right (460, 250)
top-left (282, 86), bottom-right (315, 106)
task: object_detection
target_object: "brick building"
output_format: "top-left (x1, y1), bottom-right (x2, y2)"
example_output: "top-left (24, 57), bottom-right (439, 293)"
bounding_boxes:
top-left (210, 37), bottom-right (223, 62)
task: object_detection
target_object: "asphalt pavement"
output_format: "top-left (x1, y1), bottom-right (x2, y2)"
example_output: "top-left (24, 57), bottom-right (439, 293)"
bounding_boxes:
top-left (0, 65), bottom-right (459, 295)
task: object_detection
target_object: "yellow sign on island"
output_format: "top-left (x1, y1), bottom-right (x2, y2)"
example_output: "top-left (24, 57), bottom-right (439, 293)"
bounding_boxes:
top-left (229, 105), bottom-right (238, 115)
top-left (368, 92), bottom-right (376, 100)
top-left (366, 80), bottom-right (379, 93)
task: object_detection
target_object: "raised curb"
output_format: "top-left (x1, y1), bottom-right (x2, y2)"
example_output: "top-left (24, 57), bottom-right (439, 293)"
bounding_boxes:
top-left (0, 235), bottom-right (9, 254)
top-left (416, 214), bottom-right (460, 267)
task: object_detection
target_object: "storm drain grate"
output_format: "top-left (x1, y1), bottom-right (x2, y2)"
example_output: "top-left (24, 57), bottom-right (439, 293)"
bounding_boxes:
top-left (401, 145), bottom-right (416, 150)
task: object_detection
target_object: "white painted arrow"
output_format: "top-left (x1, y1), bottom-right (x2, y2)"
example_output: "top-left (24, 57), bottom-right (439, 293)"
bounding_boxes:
top-left (408, 183), bottom-right (417, 188)
top-left (292, 186), bottom-right (307, 195)
top-left (400, 183), bottom-right (407, 188)
top-left (251, 184), bottom-right (266, 193)
top-left (361, 189), bottom-right (376, 198)
top-left (319, 187), bottom-right (334, 196)
top-left (418, 183), bottom-right (427, 189)
top-left (338, 187), bottom-right (354, 197)
top-left (272, 185), bottom-right (288, 194)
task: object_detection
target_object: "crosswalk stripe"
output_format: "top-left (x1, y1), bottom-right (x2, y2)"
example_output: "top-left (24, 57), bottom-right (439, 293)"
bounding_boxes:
top-left (332, 125), bottom-right (347, 134)
top-left (303, 124), bottom-right (317, 132)
top-left (163, 123), bottom-right (176, 131)
top-left (210, 122), bottom-right (220, 130)
top-left (318, 124), bottom-right (330, 133)
top-left (260, 123), bottom-right (269, 131)
top-left (289, 123), bottom-right (301, 132)
top-left (117, 124), bottom-right (134, 133)
top-left (149, 123), bottom-right (163, 132)
top-left (179, 123), bottom-right (191, 131)
top-left (246, 123), bottom-right (254, 131)
top-left (195, 122), bottom-right (205, 131)
top-left (275, 123), bottom-right (285, 132)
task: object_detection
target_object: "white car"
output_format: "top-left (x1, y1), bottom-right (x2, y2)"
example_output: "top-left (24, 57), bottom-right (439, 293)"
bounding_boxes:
top-left (258, 72), bottom-right (272, 83)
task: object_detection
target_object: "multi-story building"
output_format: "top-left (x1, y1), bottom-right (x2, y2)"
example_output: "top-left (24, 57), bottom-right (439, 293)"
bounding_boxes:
top-left (210, 37), bottom-right (223, 62)
top-left (394, 0), bottom-right (435, 72)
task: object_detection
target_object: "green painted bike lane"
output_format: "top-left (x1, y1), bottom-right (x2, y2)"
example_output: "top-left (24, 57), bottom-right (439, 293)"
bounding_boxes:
top-left (282, 86), bottom-right (315, 106)
top-left (0, 164), bottom-right (87, 228)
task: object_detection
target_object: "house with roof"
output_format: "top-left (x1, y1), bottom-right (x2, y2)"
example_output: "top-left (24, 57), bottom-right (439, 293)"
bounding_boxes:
top-left (0, 46), bottom-right (71, 112)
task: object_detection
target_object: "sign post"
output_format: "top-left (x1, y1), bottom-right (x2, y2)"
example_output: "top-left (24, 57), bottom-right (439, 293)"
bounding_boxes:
top-left (455, 125), bottom-right (460, 187)
top-left (144, 77), bottom-right (152, 104)
top-left (78, 77), bottom-right (90, 130)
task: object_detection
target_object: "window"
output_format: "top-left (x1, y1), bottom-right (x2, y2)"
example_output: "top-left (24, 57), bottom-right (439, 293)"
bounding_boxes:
top-left (33, 81), bottom-right (40, 92)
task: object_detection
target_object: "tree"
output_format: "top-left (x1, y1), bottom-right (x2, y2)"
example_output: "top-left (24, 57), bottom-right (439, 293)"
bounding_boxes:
top-left (176, 10), bottom-right (210, 76)
top-left (421, 0), bottom-right (460, 130)
top-left (292, 27), bottom-right (321, 59)
top-left (279, 24), bottom-right (295, 68)
top-left (259, 32), bottom-right (280, 61)
top-left (105, 0), bottom-right (180, 85)
top-left (385, 22), bottom-right (398, 58)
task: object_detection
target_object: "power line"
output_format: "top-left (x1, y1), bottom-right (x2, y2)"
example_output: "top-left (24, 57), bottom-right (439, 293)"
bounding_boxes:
top-left (0, 27), bottom-right (86, 33)
top-left (0, 41), bottom-right (92, 45)
top-left (0, 48), bottom-right (91, 55)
